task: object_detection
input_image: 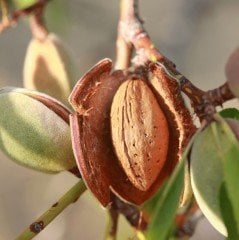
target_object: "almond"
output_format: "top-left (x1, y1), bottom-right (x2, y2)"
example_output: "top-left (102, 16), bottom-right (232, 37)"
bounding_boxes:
top-left (110, 79), bottom-right (169, 191)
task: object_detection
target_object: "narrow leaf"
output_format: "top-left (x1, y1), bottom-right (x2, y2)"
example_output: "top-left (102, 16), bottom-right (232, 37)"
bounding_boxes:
top-left (219, 183), bottom-right (239, 239)
top-left (146, 130), bottom-right (200, 240)
top-left (219, 108), bottom-right (239, 120)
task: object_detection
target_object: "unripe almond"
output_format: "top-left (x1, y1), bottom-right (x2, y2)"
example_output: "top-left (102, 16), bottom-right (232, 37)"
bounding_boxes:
top-left (0, 87), bottom-right (76, 172)
top-left (110, 79), bottom-right (169, 191)
top-left (23, 33), bottom-right (76, 105)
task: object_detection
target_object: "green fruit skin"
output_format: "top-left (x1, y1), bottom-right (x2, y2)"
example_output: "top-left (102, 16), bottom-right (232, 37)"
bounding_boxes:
top-left (225, 47), bottom-right (239, 98)
top-left (190, 122), bottom-right (227, 236)
top-left (0, 89), bottom-right (76, 172)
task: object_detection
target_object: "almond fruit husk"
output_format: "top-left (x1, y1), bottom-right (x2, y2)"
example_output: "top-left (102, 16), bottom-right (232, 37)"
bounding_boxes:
top-left (69, 59), bottom-right (194, 206)
top-left (0, 87), bottom-right (76, 172)
top-left (23, 33), bottom-right (76, 105)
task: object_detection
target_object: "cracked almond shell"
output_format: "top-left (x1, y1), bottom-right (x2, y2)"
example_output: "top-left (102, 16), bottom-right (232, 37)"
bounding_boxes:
top-left (69, 59), bottom-right (194, 206)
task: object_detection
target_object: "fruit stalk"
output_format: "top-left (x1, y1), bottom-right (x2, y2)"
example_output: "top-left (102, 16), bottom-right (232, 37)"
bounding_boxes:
top-left (0, 0), bottom-right (52, 33)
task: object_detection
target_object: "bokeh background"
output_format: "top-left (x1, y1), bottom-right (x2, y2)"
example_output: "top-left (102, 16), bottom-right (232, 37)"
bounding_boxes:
top-left (1, 0), bottom-right (239, 239)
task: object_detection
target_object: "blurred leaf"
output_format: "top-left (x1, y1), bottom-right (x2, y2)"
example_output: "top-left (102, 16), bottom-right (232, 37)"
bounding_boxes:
top-left (0, 88), bottom-right (76, 172)
top-left (13, 0), bottom-right (36, 8)
top-left (218, 119), bottom-right (239, 237)
top-left (219, 108), bottom-right (239, 120)
top-left (45, 0), bottom-right (71, 33)
top-left (219, 183), bottom-right (239, 239)
top-left (13, 0), bottom-right (70, 33)
top-left (146, 160), bottom-right (184, 240)
top-left (146, 129), bottom-right (200, 240)
top-left (180, 159), bottom-right (193, 207)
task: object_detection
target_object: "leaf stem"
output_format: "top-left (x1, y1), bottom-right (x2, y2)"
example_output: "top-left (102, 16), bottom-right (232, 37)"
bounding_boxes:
top-left (15, 180), bottom-right (87, 240)
top-left (0, 0), bottom-right (51, 34)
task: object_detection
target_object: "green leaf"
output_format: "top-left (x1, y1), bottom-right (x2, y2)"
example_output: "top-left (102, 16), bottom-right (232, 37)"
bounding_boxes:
top-left (146, 130), bottom-right (200, 240)
top-left (142, 181), bottom-right (167, 216)
top-left (219, 183), bottom-right (239, 239)
top-left (219, 108), bottom-right (239, 120)
top-left (190, 117), bottom-right (239, 237)
top-left (218, 119), bottom-right (239, 238)
top-left (0, 88), bottom-right (76, 172)
top-left (146, 160), bottom-right (184, 240)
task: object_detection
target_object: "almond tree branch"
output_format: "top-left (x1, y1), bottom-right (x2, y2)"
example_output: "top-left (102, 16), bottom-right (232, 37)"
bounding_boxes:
top-left (104, 208), bottom-right (119, 240)
top-left (115, 0), bottom-right (133, 70)
top-left (0, 0), bottom-right (51, 34)
top-left (120, 0), bottom-right (236, 123)
top-left (15, 180), bottom-right (87, 240)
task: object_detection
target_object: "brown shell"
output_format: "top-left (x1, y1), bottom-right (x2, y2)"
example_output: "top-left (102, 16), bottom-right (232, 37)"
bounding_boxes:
top-left (69, 59), bottom-right (194, 206)
top-left (110, 79), bottom-right (169, 191)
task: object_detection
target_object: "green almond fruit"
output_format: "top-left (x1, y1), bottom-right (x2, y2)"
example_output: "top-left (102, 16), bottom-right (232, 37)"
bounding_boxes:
top-left (190, 119), bottom-right (239, 236)
top-left (0, 87), bottom-right (76, 172)
top-left (23, 33), bottom-right (76, 105)
top-left (225, 47), bottom-right (239, 98)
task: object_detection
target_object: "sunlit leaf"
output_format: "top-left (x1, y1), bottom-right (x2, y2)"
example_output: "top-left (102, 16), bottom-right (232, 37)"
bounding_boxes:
top-left (13, 0), bottom-right (36, 8)
top-left (146, 130), bottom-right (199, 240)
top-left (219, 183), bottom-right (239, 239)
top-left (142, 181), bottom-right (167, 217)
top-left (219, 108), bottom-right (239, 120)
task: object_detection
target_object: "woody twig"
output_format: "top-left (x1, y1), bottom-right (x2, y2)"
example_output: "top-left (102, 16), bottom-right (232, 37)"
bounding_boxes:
top-left (0, 0), bottom-right (51, 34)
top-left (118, 0), bottom-right (235, 123)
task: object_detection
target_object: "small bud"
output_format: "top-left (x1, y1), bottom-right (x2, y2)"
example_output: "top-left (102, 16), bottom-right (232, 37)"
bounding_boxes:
top-left (23, 33), bottom-right (76, 105)
top-left (0, 87), bottom-right (76, 172)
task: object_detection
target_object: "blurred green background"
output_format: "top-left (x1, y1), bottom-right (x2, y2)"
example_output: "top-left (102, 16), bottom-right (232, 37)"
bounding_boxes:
top-left (1, 0), bottom-right (239, 239)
